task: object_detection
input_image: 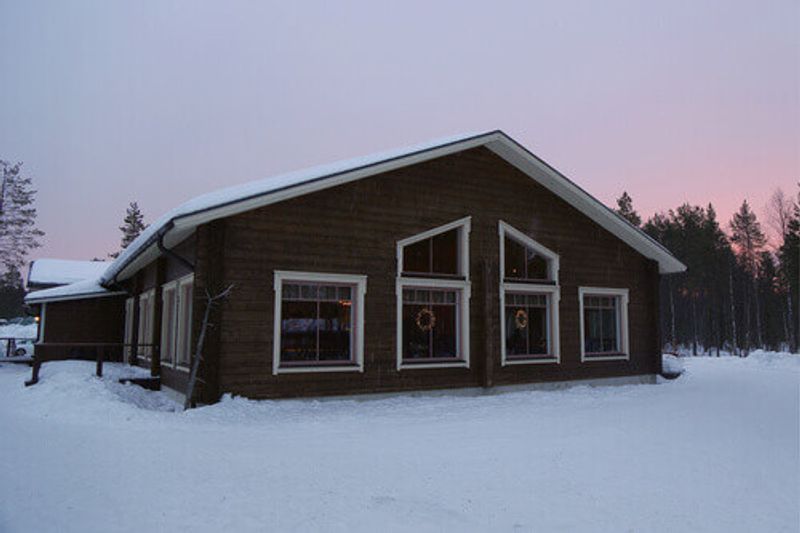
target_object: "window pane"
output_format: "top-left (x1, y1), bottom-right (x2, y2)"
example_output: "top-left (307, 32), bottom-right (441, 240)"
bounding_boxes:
top-left (300, 284), bottom-right (317, 300)
top-left (403, 239), bottom-right (430, 273)
top-left (280, 282), bottom-right (355, 365)
top-left (161, 289), bottom-right (175, 363)
top-left (505, 235), bottom-right (551, 281)
top-left (402, 303), bottom-right (430, 359)
top-left (431, 304), bottom-right (457, 358)
top-left (505, 293), bottom-right (550, 358)
top-left (527, 306), bottom-right (548, 355)
top-left (403, 229), bottom-right (459, 275)
top-left (504, 236), bottom-right (527, 279)
top-left (402, 290), bottom-right (459, 361)
top-left (317, 301), bottom-right (351, 361)
top-left (527, 253), bottom-right (548, 280)
top-left (584, 307), bottom-right (603, 353)
top-left (283, 284), bottom-right (300, 300)
top-left (281, 300), bottom-right (317, 362)
top-left (178, 282), bottom-right (193, 366)
top-left (527, 294), bottom-right (546, 307)
top-left (602, 307), bottom-right (618, 352)
top-left (431, 230), bottom-right (458, 275)
top-left (505, 306), bottom-right (528, 356)
top-left (583, 295), bottom-right (620, 355)
top-left (319, 285), bottom-right (338, 301)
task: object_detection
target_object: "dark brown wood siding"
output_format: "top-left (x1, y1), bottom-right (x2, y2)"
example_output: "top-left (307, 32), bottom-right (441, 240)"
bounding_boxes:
top-left (36, 295), bottom-right (126, 362)
top-left (197, 147), bottom-right (661, 399)
top-left (42, 296), bottom-right (126, 344)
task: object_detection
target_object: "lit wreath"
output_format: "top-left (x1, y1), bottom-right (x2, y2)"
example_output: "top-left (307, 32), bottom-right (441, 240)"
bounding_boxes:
top-left (415, 308), bottom-right (436, 332)
top-left (514, 309), bottom-right (528, 329)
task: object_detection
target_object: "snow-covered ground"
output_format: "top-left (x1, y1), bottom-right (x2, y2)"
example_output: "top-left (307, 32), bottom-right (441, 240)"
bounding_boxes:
top-left (0, 354), bottom-right (797, 532)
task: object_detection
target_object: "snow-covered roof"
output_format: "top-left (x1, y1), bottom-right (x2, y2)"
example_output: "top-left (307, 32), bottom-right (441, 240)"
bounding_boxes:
top-left (28, 259), bottom-right (110, 287)
top-left (99, 130), bottom-right (685, 284)
top-left (25, 277), bottom-right (124, 304)
top-left (28, 130), bottom-right (685, 305)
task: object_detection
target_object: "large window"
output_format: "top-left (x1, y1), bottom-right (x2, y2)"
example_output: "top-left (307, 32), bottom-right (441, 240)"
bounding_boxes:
top-left (160, 275), bottom-right (194, 371)
top-left (396, 217), bottom-right (471, 370)
top-left (272, 271), bottom-right (366, 374)
top-left (499, 221), bottom-right (560, 365)
top-left (123, 297), bottom-right (135, 363)
top-left (579, 287), bottom-right (629, 361)
top-left (161, 285), bottom-right (177, 366)
top-left (402, 288), bottom-right (459, 360)
top-left (504, 293), bottom-right (551, 358)
top-left (137, 289), bottom-right (155, 360)
top-left (176, 278), bottom-right (194, 369)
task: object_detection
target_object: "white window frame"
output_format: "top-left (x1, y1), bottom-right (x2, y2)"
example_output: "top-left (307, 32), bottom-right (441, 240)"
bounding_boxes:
top-left (272, 270), bottom-right (367, 375)
top-left (160, 282), bottom-right (178, 368)
top-left (396, 216), bottom-right (472, 370)
top-left (137, 289), bottom-right (156, 360)
top-left (498, 221), bottom-right (561, 365)
top-left (175, 275), bottom-right (194, 371)
top-left (160, 274), bottom-right (194, 372)
top-left (123, 297), bottom-right (135, 363)
top-left (578, 286), bottom-right (630, 362)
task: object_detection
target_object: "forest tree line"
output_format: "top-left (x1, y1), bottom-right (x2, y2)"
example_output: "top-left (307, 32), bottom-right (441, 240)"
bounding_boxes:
top-left (615, 188), bottom-right (799, 354)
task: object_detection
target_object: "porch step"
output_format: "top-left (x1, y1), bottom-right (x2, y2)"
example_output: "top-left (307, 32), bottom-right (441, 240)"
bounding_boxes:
top-left (118, 376), bottom-right (161, 391)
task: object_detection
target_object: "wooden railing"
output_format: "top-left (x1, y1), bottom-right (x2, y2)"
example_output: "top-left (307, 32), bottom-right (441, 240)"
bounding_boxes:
top-left (0, 337), bottom-right (34, 358)
top-left (24, 343), bottom-right (159, 386)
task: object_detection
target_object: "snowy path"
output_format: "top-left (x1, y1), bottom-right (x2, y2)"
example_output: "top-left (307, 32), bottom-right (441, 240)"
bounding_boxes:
top-left (0, 355), bottom-right (797, 532)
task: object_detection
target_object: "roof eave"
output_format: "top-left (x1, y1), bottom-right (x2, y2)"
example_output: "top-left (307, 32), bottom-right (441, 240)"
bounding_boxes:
top-left (24, 290), bottom-right (126, 305)
top-left (102, 129), bottom-right (685, 281)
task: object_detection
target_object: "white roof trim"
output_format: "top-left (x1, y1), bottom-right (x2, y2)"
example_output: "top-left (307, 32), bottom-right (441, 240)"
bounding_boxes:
top-left (484, 136), bottom-right (686, 274)
top-left (101, 130), bottom-right (685, 284)
top-left (25, 278), bottom-right (125, 304)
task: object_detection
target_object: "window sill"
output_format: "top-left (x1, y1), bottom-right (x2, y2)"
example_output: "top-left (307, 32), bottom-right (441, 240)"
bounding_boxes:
top-left (399, 359), bottom-right (469, 370)
top-left (582, 353), bottom-right (629, 362)
top-left (275, 362), bottom-right (363, 375)
top-left (503, 356), bottom-right (559, 366)
top-left (503, 278), bottom-right (556, 285)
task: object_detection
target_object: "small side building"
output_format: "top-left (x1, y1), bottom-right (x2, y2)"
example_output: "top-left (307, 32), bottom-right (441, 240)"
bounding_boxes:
top-left (25, 279), bottom-right (126, 363)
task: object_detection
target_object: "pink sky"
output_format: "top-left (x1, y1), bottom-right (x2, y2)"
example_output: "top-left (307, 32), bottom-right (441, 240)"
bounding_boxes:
top-left (1, 0), bottom-right (798, 263)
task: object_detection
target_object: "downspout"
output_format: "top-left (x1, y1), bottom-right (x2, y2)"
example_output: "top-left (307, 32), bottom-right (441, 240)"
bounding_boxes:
top-left (105, 220), bottom-right (195, 288)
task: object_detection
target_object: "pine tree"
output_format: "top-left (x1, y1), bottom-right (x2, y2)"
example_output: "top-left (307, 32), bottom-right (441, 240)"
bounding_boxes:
top-left (0, 265), bottom-right (25, 318)
top-left (778, 198), bottom-right (800, 351)
top-left (0, 161), bottom-right (44, 271)
top-left (109, 202), bottom-right (146, 259)
top-left (729, 200), bottom-right (767, 349)
top-left (644, 203), bottom-right (738, 355)
top-left (615, 191), bottom-right (642, 227)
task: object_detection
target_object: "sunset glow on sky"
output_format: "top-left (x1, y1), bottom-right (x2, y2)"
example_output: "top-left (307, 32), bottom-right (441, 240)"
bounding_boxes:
top-left (1, 1), bottom-right (798, 262)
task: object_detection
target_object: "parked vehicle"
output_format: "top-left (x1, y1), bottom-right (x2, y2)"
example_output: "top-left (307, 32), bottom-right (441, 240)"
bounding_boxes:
top-left (14, 339), bottom-right (35, 357)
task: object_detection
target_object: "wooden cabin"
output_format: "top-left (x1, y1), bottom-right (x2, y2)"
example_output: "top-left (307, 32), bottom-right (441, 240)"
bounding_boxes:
top-left (25, 131), bottom-right (686, 403)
